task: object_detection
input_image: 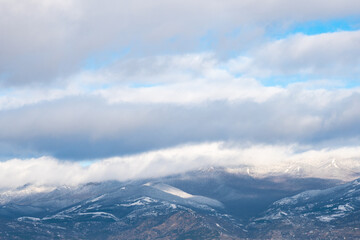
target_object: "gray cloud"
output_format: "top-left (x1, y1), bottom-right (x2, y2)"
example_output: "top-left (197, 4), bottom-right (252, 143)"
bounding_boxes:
top-left (0, 89), bottom-right (359, 160)
top-left (1, 0), bottom-right (360, 85)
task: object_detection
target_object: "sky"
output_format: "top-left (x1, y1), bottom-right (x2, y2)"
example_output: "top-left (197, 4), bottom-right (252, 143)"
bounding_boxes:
top-left (1, 0), bottom-right (360, 188)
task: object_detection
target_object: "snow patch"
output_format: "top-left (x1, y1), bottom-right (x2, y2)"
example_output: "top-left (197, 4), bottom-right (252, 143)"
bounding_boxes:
top-left (17, 216), bottom-right (40, 222)
top-left (338, 203), bottom-right (354, 212)
top-left (120, 200), bottom-right (144, 207)
top-left (318, 213), bottom-right (346, 222)
top-left (87, 194), bottom-right (106, 203)
top-left (119, 197), bottom-right (157, 207)
top-left (332, 159), bottom-right (340, 169)
top-left (43, 214), bottom-right (72, 220)
top-left (275, 189), bottom-right (323, 206)
top-left (0, 185), bottom-right (56, 204)
top-left (79, 212), bottom-right (119, 221)
top-left (317, 216), bottom-right (335, 222)
top-left (152, 183), bottom-right (193, 199)
top-left (64, 204), bottom-right (82, 213)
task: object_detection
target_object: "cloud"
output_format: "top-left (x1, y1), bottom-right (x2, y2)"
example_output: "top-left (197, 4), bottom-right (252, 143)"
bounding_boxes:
top-left (228, 31), bottom-right (360, 79)
top-left (1, 1), bottom-right (360, 189)
top-left (0, 52), bottom-right (359, 160)
top-left (0, 85), bottom-right (359, 160)
top-left (0, 52), bottom-right (282, 111)
top-left (1, 0), bottom-right (360, 85)
top-left (1, 142), bottom-right (360, 189)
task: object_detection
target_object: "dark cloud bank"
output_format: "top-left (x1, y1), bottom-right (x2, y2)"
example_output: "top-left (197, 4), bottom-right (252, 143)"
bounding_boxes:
top-left (0, 92), bottom-right (359, 160)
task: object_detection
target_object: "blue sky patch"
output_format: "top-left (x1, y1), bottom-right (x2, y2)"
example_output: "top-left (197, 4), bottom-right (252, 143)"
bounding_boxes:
top-left (268, 17), bottom-right (360, 39)
top-left (83, 47), bottom-right (131, 70)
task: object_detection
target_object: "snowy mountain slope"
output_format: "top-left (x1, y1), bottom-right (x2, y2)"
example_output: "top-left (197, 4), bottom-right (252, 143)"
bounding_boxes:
top-left (0, 170), bottom-right (359, 239)
top-left (248, 178), bottom-right (360, 239)
top-left (256, 178), bottom-right (360, 223)
top-left (148, 182), bottom-right (224, 208)
top-left (0, 179), bottom-right (245, 239)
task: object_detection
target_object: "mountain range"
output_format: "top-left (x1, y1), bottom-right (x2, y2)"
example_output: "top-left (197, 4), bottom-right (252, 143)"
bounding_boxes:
top-left (0, 167), bottom-right (359, 239)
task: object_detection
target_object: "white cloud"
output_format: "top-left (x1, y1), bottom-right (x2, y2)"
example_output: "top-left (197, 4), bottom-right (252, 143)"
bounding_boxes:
top-left (229, 31), bottom-right (360, 79)
top-left (1, 142), bottom-right (360, 189)
top-left (0, 53), bottom-right (283, 110)
top-left (3, 51), bottom-right (356, 111)
top-left (95, 53), bottom-right (283, 104)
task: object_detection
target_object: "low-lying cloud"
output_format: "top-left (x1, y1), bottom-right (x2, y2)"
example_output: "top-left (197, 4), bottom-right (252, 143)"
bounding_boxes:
top-left (1, 142), bottom-right (360, 189)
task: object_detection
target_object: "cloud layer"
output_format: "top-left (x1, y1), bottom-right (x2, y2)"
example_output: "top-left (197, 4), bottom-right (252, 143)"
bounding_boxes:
top-left (0, 51), bottom-right (359, 160)
top-left (2, 142), bottom-right (360, 189)
top-left (1, 0), bottom-right (360, 85)
top-left (1, 87), bottom-right (360, 159)
top-left (1, 1), bottom-right (360, 187)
